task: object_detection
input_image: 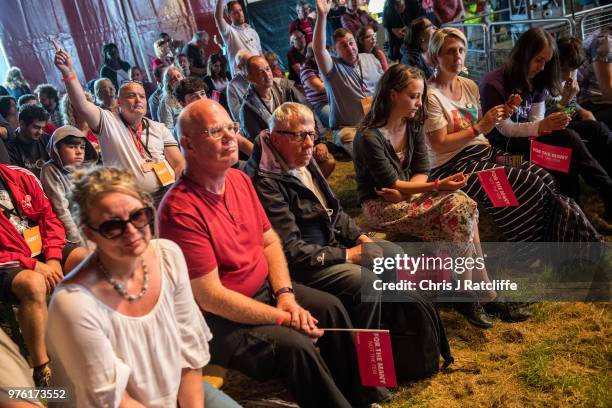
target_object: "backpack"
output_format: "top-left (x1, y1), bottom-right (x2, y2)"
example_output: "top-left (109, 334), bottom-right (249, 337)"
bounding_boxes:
top-left (380, 292), bottom-right (453, 382)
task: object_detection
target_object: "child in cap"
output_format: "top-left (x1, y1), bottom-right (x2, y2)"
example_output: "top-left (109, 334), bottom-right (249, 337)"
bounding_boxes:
top-left (40, 125), bottom-right (98, 244)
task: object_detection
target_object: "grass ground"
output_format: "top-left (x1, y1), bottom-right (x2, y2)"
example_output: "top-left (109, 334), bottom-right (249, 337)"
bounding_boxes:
top-left (224, 159), bottom-right (611, 407)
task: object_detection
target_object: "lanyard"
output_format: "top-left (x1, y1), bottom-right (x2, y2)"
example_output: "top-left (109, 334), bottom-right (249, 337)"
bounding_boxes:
top-left (356, 57), bottom-right (368, 96)
top-left (122, 116), bottom-right (152, 160)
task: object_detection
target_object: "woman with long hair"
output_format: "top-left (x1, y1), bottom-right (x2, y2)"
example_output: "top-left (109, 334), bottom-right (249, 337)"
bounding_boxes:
top-left (3, 67), bottom-right (32, 99)
top-left (158, 66), bottom-right (184, 131)
top-left (46, 167), bottom-right (240, 407)
top-left (353, 64), bottom-right (522, 327)
top-left (356, 25), bottom-right (389, 72)
top-left (203, 53), bottom-right (230, 111)
top-left (480, 27), bottom-right (612, 234)
top-left (425, 28), bottom-right (601, 242)
top-left (400, 17), bottom-right (437, 79)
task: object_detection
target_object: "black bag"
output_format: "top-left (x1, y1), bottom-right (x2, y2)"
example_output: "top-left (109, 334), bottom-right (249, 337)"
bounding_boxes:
top-left (381, 292), bottom-right (453, 382)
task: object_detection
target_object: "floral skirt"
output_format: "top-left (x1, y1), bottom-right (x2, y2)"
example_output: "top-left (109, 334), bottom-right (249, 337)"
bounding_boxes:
top-left (362, 190), bottom-right (478, 245)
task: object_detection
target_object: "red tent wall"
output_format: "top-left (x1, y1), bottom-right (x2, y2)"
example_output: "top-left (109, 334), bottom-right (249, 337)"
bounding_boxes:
top-left (0, 0), bottom-right (221, 89)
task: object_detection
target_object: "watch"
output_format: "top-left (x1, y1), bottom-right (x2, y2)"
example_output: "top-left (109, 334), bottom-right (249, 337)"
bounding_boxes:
top-left (274, 286), bottom-right (295, 298)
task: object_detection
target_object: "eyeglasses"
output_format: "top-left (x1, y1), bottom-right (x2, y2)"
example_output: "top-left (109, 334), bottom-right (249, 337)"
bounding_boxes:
top-left (274, 129), bottom-right (316, 142)
top-left (87, 207), bottom-right (154, 239)
top-left (121, 79), bottom-right (143, 85)
top-left (202, 122), bottom-right (240, 140)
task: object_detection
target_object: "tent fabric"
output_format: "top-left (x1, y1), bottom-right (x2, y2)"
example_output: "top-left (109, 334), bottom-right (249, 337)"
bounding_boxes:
top-left (245, 0), bottom-right (300, 71)
top-left (0, 0), bottom-right (221, 87)
top-left (0, 0), bottom-right (306, 88)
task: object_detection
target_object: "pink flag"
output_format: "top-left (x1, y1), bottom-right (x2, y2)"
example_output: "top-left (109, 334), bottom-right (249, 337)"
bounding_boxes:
top-left (354, 330), bottom-right (397, 388)
top-left (477, 168), bottom-right (519, 207)
top-left (211, 90), bottom-right (221, 102)
top-left (530, 140), bottom-right (572, 173)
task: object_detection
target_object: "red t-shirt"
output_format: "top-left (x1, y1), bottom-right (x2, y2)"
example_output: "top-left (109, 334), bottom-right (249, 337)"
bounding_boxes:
top-left (158, 169), bottom-right (271, 298)
top-left (44, 122), bottom-right (56, 136)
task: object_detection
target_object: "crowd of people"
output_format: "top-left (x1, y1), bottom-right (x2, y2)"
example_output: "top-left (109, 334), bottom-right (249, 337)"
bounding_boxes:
top-left (0, 0), bottom-right (611, 406)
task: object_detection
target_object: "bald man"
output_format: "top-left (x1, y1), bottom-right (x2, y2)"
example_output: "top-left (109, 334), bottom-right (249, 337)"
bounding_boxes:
top-left (158, 99), bottom-right (390, 408)
top-left (53, 41), bottom-right (184, 206)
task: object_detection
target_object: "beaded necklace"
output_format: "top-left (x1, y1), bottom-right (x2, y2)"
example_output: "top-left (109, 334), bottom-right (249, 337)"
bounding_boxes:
top-left (98, 254), bottom-right (149, 302)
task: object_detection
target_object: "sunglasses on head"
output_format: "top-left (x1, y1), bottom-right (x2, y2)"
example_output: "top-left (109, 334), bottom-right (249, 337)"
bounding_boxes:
top-left (87, 207), bottom-right (154, 239)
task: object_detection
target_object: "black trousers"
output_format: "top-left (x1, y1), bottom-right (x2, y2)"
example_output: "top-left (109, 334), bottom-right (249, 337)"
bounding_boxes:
top-left (581, 101), bottom-right (612, 130)
top-left (567, 119), bottom-right (612, 178)
top-left (489, 128), bottom-right (612, 216)
top-left (206, 282), bottom-right (390, 408)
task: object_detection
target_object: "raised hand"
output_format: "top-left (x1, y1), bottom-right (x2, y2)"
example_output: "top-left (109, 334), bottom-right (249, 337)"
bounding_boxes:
top-left (316, 0), bottom-right (332, 15)
top-left (52, 39), bottom-right (74, 77)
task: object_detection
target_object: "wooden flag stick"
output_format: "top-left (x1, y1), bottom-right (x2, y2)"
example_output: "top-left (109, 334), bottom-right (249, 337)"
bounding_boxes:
top-left (320, 328), bottom-right (390, 333)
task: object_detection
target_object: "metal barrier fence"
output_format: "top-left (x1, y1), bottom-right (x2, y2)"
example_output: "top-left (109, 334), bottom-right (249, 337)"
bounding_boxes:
top-left (440, 3), bottom-right (611, 82)
top-left (487, 17), bottom-right (575, 47)
top-left (573, 4), bottom-right (612, 39)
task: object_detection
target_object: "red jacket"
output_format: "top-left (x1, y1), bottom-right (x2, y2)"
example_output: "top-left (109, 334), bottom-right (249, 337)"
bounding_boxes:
top-left (0, 164), bottom-right (66, 270)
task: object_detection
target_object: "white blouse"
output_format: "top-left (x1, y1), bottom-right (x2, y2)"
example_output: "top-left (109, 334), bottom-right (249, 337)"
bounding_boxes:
top-left (46, 239), bottom-right (212, 408)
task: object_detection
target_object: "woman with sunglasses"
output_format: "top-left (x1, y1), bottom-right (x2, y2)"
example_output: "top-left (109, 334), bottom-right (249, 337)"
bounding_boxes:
top-left (46, 167), bottom-right (240, 407)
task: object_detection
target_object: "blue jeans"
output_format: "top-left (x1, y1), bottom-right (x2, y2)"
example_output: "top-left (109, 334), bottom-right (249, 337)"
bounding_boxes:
top-left (313, 103), bottom-right (330, 129)
top-left (204, 381), bottom-right (241, 407)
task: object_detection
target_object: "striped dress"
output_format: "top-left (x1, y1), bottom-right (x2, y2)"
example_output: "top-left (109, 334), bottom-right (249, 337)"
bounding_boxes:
top-left (425, 78), bottom-right (601, 243)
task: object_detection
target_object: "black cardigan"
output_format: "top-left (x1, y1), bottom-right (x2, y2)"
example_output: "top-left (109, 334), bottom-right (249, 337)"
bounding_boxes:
top-left (353, 125), bottom-right (430, 204)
